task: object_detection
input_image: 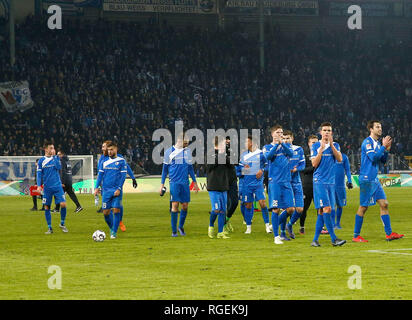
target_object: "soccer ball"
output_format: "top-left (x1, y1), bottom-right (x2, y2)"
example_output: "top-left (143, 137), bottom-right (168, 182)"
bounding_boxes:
top-left (92, 230), bottom-right (106, 242)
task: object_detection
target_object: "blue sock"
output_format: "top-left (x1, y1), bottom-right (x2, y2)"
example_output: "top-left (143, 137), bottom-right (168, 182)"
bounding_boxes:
top-left (112, 212), bottom-right (121, 234)
top-left (336, 207), bottom-right (343, 226)
top-left (313, 214), bottom-right (324, 242)
top-left (288, 210), bottom-right (301, 226)
top-left (353, 214), bottom-right (364, 238)
top-left (210, 211), bottom-right (218, 227)
top-left (60, 207), bottom-right (67, 226)
top-left (240, 203), bottom-right (246, 221)
top-left (381, 214), bottom-right (392, 236)
top-left (179, 209), bottom-right (187, 229)
top-left (218, 212), bottom-right (225, 233)
top-left (331, 208), bottom-right (336, 226)
top-left (261, 206), bottom-right (269, 224)
top-left (279, 210), bottom-right (288, 235)
top-left (119, 205), bottom-right (124, 222)
top-left (171, 211), bottom-right (178, 234)
top-left (271, 211), bottom-right (279, 237)
top-left (104, 214), bottom-right (113, 229)
top-left (45, 209), bottom-right (52, 229)
top-left (245, 205), bottom-right (253, 226)
top-left (323, 213), bottom-right (337, 242)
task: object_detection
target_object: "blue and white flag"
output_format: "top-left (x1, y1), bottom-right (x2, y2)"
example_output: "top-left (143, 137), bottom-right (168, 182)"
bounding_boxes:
top-left (0, 81), bottom-right (34, 113)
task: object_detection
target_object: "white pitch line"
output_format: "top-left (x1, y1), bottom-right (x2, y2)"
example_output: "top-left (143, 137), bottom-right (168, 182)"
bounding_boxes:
top-left (368, 249), bottom-right (412, 256)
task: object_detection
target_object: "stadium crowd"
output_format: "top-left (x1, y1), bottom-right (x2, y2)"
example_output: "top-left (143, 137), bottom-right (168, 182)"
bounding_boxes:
top-left (1, 16), bottom-right (411, 174)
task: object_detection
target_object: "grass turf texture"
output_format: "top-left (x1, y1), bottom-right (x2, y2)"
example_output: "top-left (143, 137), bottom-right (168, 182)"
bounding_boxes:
top-left (1, 188), bottom-right (412, 300)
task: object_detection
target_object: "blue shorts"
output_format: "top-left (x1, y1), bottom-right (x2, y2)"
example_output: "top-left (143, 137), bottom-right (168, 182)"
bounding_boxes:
top-left (359, 180), bottom-right (386, 207)
top-left (268, 181), bottom-right (295, 209)
top-left (243, 184), bottom-right (266, 203)
top-left (102, 189), bottom-right (123, 210)
top-left (209, 191), bottom-right (227, 213)
top-left (313, 183), bottom-right (335, 210)
top-left (292, 183), bottom-right (304, 208)
top-left (42, 186), bottom-right (66, 206)
top-left (170, 182), bottom-right (190, 203)
top-left (335, 186), bottom-right (347, 207)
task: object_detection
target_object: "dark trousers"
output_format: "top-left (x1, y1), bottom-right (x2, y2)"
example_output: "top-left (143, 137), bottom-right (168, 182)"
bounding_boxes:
top-left (55, 184), bottom-right (81, 209)
top-left (300, 185), bottom-right (314, 228)
top-left (226, 183), bottom-right (239, 219)
top-left (32, 195), bottom-right (43, 208)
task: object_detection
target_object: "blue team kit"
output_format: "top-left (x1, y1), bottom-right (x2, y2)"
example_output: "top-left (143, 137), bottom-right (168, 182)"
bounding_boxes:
top-left (161, 146), bottom-right (197, 203)
top-left (263, 142), bottom-right (295, 209)
top-left (37, 156), bottom-right (66, 206)
top-left (359, 136), bottom-right (388, 207)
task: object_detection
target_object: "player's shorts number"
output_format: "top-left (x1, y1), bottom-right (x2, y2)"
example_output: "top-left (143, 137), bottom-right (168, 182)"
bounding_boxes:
top-left (42, 197), bottom-right (46, 204)
top-left (272, 200), bottom-right (278, 208)
top-left (102, 202), bottom-right (107, 209)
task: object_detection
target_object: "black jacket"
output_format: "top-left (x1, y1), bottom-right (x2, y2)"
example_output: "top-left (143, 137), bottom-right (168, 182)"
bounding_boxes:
top-left (206, 150), bottom-right (232, 192)
top-left (60, 155), bottom-right (73, 185)
top-left (300, 153), bottom-right (314, 188)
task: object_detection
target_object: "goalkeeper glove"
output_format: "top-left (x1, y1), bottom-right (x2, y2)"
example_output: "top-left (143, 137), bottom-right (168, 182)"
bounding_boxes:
top-left (346, 181), bottom-right (353, 189)
top-left (132, 179), bottom-right (138, 189)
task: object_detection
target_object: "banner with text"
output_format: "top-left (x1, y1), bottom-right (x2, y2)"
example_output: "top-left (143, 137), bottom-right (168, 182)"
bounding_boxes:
top-left (224, 0), bottom-right (319, 16)
top-left (103, 0), bottom-right (216, 14)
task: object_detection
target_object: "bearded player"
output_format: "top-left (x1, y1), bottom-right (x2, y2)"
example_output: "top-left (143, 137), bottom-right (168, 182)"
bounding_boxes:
top-left (352, 120), bottom-right (404, 242)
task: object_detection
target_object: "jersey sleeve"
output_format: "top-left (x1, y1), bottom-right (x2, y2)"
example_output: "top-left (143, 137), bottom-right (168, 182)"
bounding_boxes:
top-left (344, 155), bottom-right (352, 183)
top-left (126, 163), bottom-right (136, 180)
top-left (36, 159), bottom-right (43, 186)
top-left (310, 142), bottom-right (319, 159)
top-left (296, 148), bottom-right (306, 171)
top-left (117, 160), bottom-right (127, 190)
top-left (364, 139), bottom-right (386, 163)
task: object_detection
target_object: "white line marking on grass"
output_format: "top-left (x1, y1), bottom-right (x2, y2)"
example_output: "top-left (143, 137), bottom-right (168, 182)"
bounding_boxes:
top-left (368, 249), bottom-right (412, 256)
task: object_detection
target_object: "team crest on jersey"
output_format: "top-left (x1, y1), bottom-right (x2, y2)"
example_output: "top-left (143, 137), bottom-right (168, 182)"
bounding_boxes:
top-left (366, 144), bottom-right (372, 150)
top-left (116, 162), bottom-right (119, 165)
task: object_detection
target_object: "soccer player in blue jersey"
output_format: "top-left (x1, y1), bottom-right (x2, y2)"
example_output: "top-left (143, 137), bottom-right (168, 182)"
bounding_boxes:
top-left (331, 151), bottom-right (353, 229)
top-left (310, 122), bottom-right (346, 247)
top-left (94, 141), bottom-right (127, 239)
top-left (36, 142), bottom-right (68, 234)
top-left (263, 125), bottom-right (295, 244)
top-left (160, 134), bottom-right (199, 237)
top-left (352, 120), bottom-right (404, 242)
top-left (282, 131), bottom-right (305, 239)
top-left (96, 140), bottom-right (137, 231)
top-left (240, 135), bottom-right (271, 234)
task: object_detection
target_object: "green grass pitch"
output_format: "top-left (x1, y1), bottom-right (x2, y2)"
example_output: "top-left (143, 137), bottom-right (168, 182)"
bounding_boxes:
top-left (1, 188), bottom-right (412, 300)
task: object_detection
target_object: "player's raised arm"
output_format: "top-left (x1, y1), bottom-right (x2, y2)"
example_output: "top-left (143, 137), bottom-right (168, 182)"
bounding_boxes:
top-left (296, 148), bottom-right (306, 171)
top-left (53, 155), bottom-right (62, 170)
top-left (329, 135), bottom-right (342, 163)
top-left (281, 141), bottom-right (294, 158)
top-left (364, 139), bottom-right (387, 163)
top-left (264, 143), bottom-right (279, 161)
top-left (311, 141), bottom-right (323, 168)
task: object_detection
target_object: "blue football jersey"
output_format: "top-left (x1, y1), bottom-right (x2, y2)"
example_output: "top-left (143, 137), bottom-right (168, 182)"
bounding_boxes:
top-left (161, 146), bottom-right (196, 184)
top-left (36, 156), bottom-right (62, 189)
top-left (96, 153), bottom-right (135, 187)
top-left (96, 156), bottom-right (127, 191)
top-left (289, 145), bottom-right (305, 185)
top-left (335, 153), bottom-right (352, 187)
top-left (240, 149), bottom-right (267, 188)
top-left (263, 142), bottom-right (294, 183)
top-left (359, 136), bottom-right (388, 182)
top-left (311, 141), bottom-right (341, 184)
